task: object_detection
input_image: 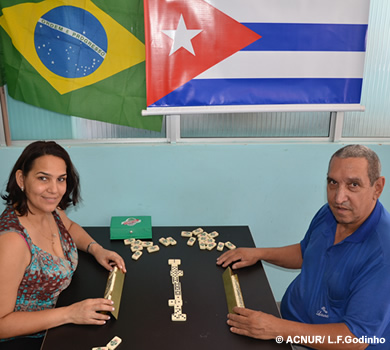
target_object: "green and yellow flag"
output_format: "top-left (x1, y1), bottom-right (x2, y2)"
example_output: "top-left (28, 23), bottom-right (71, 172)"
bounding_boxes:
top-left (0, 0), bottom-right (162, 131)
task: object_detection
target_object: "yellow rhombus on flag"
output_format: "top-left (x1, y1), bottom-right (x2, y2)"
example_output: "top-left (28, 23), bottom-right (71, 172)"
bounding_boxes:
top-left (0, 0), bottom-right (145, 94)
top-left (0, 0), bottom-right (162, 131)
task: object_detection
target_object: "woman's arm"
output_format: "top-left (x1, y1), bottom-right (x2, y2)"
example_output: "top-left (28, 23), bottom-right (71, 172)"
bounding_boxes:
top-left (57, 210), bottom-right (126, 272)
top-left (0, 232), bottom-right (114, 339)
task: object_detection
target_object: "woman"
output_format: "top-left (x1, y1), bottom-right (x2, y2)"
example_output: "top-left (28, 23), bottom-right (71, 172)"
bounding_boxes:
top-left (0, 141), bottom-right (126, 347)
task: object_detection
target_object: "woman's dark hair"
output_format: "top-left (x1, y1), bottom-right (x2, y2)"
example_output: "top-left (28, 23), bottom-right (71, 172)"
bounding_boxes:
top-left (1, 141), bottom-right (81, 215)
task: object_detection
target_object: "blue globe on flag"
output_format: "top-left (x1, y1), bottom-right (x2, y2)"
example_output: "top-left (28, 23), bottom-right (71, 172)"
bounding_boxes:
top-left (34, 6), bottom-right (108, 79)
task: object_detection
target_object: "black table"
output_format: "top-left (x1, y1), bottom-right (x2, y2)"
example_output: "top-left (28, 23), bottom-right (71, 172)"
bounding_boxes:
top-left (40, 226), bottom-right (291, 350)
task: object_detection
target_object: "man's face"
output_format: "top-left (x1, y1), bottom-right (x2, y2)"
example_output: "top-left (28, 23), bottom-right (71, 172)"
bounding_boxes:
top-left (327, 157), bottom-right (384, 231)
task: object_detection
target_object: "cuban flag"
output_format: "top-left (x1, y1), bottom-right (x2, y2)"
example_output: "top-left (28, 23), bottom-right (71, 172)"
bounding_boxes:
top-left (144, 0), bottom-right (370, 110)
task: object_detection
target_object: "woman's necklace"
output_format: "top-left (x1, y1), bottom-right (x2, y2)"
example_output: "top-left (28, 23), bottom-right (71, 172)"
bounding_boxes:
top-left (29, 215), bottom-right (57, 246)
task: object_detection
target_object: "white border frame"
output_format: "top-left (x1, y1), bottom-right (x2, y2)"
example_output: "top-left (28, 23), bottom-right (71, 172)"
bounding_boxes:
top-left (142, 104), bottom-right (365, 116)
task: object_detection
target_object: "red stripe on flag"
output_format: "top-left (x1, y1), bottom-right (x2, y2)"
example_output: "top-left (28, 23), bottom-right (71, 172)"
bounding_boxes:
top-left (144, 0), bottom-right (261, 106)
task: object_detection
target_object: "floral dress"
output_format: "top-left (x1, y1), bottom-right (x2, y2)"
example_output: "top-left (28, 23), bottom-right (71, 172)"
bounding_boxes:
top-left (0, 205), bottom-right (78, 340)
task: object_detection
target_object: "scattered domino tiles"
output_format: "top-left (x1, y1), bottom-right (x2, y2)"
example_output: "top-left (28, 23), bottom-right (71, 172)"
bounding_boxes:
top-left (93, 335), bottom-right (122, 350)
top-left (159, 237), bottom-right (170, 246)
top-left (168, 259), bottom-right (187, 321)
top-left (131, 250), bottom-right (142, 261)
top-left (167, 237), bottom-right (177, 245)
top-left (181, 231), bottom-right (192, 237)
top-left (147, 245), bottom-right (160, 253)
top-left (126, 229), bottom-right (237, 261)
top-left (126, 239), bottom-right (160, 260)
top-left (130, 244), bottom-right (143, 252)
top-left (107, 336), bottom-right (122, 350)
top-left (181, 228), bottom-right (236, 252)
top-left (124, 238), bottom-right (135, 245)
top-left (225, 241), bottom-right (237, 250)
top-left (187, 236), bottom-right (196, 246)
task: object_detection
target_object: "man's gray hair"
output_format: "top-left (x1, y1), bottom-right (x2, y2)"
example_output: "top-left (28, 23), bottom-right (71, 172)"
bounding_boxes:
top-left (329, 145), bottom-right (381, 186)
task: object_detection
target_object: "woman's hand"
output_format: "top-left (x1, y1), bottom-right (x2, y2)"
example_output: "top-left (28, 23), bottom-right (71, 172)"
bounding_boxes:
top-left (66, 298), bottom-right (115, 325)
top-left (89, 244), bottom-right (127, 273)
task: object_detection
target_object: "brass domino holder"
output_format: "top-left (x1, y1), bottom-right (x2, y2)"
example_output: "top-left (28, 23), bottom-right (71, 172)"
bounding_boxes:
top-left (222, 266), bottom-right (245, 314)
top-left (103, 266), bottom-right (125, 319)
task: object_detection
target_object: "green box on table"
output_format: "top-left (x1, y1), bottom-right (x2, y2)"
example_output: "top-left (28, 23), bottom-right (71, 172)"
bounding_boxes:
top-left (110, 216), bottom-right (152, 240)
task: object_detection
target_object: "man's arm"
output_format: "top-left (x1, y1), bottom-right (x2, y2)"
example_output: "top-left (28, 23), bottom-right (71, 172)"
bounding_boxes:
top-left (227, 307), bottom-right (367, 350)
top-left (217, 244), bottom-right (303, 270)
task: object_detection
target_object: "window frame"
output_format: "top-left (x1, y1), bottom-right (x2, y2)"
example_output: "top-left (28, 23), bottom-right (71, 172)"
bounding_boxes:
top-left (0, 109), bottom-right (368, 146)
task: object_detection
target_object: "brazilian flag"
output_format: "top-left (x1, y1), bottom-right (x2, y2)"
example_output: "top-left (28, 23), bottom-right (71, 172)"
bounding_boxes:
top-left (0, 0), bottom-right (162, 131)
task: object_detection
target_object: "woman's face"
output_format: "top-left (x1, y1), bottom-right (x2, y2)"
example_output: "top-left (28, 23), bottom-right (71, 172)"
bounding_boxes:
top-left (17, 155), bottom-right (67, 215)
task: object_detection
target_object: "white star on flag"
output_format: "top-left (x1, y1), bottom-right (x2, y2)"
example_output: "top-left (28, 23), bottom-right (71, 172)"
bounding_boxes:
top-left (162, 14), bottom-right (202, 56)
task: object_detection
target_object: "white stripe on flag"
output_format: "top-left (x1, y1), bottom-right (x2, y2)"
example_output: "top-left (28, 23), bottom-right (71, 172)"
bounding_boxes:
top-left (195, 51), bottom-right (366, 79)
top-left (203, 0), bottom-right (370, 24)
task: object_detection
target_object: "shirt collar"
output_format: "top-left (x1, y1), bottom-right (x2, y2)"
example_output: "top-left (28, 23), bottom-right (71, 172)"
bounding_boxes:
top-left (326, 201), bottom-right (382, 243)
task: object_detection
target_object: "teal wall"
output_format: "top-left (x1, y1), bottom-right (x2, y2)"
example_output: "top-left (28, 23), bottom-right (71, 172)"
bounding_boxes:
top-left (1, 142), bottom-right (389, 300)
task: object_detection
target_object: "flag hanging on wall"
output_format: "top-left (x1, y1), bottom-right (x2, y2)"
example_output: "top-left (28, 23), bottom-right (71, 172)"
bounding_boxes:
top-left (0, 0), bottom-right (162, 131)
top-left (144, 0), bottom-right (370, 109)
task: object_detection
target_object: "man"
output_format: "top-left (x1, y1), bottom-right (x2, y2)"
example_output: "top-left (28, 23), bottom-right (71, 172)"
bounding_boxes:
top-left (217, 145), bottom-right (390, 350)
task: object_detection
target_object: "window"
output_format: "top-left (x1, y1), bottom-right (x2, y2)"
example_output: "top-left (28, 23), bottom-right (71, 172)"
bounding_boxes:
top-left (1, 0), bottom-right (389, 144)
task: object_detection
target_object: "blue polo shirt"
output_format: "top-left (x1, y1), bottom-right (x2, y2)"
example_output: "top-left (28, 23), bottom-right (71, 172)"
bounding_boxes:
top-left (281, 201), bottom-right (390, 348)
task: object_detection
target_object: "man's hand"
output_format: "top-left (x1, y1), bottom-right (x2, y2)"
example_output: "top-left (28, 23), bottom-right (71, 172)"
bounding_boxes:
top-left (216, 248), bottom-right (260, 269)
top-left (227, 307), bottom-right (369, 350)
top-left (227, 307), bottom-right (279, 339)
